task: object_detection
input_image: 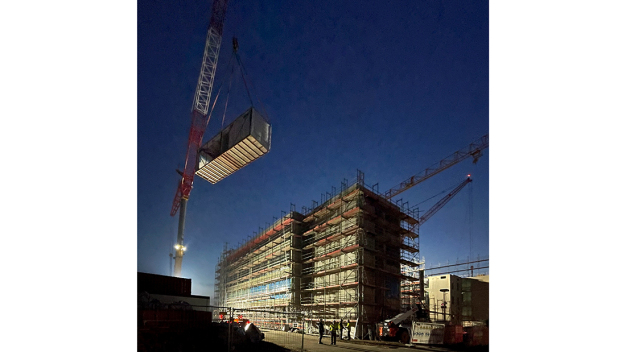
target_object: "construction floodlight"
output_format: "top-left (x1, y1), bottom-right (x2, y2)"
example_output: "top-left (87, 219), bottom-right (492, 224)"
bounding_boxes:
top-left (195, 107), bottom-right (271, 184)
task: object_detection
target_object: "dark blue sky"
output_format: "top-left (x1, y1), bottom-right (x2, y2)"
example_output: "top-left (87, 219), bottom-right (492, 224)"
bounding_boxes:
top-left (138, 0), bottom-right (489, 296)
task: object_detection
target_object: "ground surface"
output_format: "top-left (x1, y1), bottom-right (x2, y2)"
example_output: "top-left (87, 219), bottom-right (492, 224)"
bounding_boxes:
top-left (262, 330), bottom-right (489, 352)
top-left (138, 326), bottom-right (488, 351)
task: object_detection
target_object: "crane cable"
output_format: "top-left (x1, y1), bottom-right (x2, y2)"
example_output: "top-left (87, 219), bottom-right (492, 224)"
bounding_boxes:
top-left (203, 53), bottom-right (235, 132)
top-left (218, 49), bottom-right (252, 129)
top-left (220, 53), bottom-right (237, 128)
top-left (410, 182), bottom-right (458, 211)
top-left (234, 45), bottom-right (270, 122)
top-left (468, 179), bottom-right (474, 261)
top-left (235, 52), bottom-right (254, 109)
top-left (204, 38), bottom-right (270, 134)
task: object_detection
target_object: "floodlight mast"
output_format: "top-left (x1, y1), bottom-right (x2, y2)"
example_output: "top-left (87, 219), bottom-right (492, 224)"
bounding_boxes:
top-left (171, 0), bottom-right (230, 278)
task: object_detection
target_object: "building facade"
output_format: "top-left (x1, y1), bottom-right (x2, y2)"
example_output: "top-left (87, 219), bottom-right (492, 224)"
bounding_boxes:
top-left (461, 275), bottom-right (489, 324)
top-left (425, 274), bottom-right (489, 325)
top-left (214, 175), bottom-right (421, 334)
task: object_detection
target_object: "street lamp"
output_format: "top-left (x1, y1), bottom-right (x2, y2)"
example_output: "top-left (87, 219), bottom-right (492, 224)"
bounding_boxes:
top-left (440, 288), bottom-right (449, 323)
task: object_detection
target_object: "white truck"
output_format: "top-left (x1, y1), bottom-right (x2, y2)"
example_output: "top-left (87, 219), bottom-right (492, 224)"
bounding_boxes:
top-left (376, 304), bottom-right (428, 344)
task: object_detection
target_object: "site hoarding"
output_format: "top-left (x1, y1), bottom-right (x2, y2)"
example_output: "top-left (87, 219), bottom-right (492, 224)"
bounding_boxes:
top-left (411, 321), bottom-right (445, 344)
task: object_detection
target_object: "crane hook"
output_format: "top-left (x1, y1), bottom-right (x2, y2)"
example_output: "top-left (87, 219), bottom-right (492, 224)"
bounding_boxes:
top-left (232, 37), bottom-right (238, 53)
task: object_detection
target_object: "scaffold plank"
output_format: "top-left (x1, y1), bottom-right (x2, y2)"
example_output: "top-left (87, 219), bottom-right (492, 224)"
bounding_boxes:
top-left (301, 281), bottom-right (359, 292)
top-left (302, 262), bottom-right (359, 278)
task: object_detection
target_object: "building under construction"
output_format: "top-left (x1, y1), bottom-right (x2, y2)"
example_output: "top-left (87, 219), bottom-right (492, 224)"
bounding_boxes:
top-left (214, 172), bottom-right (423, 335)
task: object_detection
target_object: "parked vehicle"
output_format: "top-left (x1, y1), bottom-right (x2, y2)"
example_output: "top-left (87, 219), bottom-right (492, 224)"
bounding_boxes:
top-left (377, 304), bottom-right (429, 344)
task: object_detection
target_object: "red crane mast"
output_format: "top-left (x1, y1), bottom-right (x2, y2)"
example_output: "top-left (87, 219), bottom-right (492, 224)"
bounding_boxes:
top-left (171, 0), bottom-right (230, 277)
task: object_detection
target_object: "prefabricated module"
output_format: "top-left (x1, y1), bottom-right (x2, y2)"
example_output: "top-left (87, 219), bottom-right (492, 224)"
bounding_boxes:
top-left (196, 107), bottom-right (271, 184)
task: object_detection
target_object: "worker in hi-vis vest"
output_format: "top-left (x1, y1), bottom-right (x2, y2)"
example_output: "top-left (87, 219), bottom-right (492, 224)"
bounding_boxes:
top-left (330, 320), bottom-right (337, 345)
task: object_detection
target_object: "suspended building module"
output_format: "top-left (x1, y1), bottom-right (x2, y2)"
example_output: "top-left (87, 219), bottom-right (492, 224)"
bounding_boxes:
top-left (196, 107), bottom-right (271, 184)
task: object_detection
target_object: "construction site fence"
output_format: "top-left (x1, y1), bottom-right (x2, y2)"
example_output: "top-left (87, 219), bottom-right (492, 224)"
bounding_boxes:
top-left (231, 307), bottom-right (367, 350)
top-left (226, 307), bottom-right (307, 352)
top-left (139, 302), bottom-right (379, 351)
top-left (139, 301), bottom-right (487, 351)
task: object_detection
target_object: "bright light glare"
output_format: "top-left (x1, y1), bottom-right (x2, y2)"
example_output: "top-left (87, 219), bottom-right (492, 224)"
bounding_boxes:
top-left (174, 244), bottom-right (180, 250)
top-left (245, 322), bottom-right (251, 331)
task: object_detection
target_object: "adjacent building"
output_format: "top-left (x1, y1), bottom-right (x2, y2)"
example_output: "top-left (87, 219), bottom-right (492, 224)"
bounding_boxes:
top-left (425, 274), bottom-right (489, 325)
top-left (461, 275), bottom-right (489, 324)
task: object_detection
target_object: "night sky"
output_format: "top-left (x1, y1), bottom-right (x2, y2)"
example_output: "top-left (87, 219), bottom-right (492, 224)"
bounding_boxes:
top-left (137, 0), bottom-right (489, 297)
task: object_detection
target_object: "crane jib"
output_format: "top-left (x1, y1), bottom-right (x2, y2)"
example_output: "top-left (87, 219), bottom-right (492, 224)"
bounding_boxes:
top-left (384, 134), bottom-right (488, 200)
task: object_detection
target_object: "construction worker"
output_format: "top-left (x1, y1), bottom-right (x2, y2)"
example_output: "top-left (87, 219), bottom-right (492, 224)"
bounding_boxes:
top-left (330, 320), bottom-right (337, 345)
top-left (346, 320), bottom-right (351, 340)
top-left (339, 319), bottom-right (344, 340)
top-left (318, 318), bottom-right (324, 344)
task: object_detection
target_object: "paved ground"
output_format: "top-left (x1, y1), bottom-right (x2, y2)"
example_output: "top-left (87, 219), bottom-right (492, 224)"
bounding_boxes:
top-left (262, 330), bottom-right (488, 352)
top-left (138, 325), bottom-right (488, 351)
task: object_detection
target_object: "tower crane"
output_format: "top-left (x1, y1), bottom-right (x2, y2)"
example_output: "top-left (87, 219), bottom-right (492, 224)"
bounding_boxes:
top-left (384, 134), bottom-right (488, 200)
top-left (385, 177), bottom-right (473, 336)
top-left (382, 133), bottom-right (485, 313)
top-left (170, 0), bottom-right (230, 277)
top-left (415, 176), bottom-right (472, 227)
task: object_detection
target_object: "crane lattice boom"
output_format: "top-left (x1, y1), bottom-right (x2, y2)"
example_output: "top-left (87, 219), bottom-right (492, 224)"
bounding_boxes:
top-left (171, 0), bottom-right (230, 217)
top-left (193, 1), bottom-right (227, 115)
top-left (417, 177), bottom-right (472, 226)
top-left (170, 0), bottom-right (230, 277)
top-left (384, 134), bottom-right (488, 200)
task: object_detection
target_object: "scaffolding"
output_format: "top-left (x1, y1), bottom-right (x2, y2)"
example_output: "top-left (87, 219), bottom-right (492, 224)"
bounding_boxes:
top-left (300, 184), bottom-right (361, 320)
top-left (214, 170), bottom-right (420, 336)
top-left (215, 211), bottom-right (303, 309)
top-left (213, 243), bottom-right (230, 310)
top-left (399, 215), bottom-right (425, 311)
